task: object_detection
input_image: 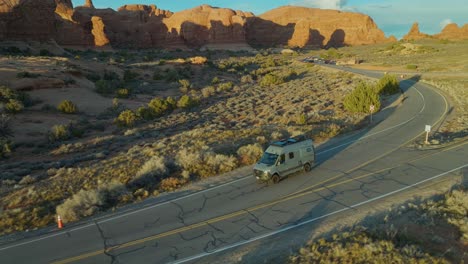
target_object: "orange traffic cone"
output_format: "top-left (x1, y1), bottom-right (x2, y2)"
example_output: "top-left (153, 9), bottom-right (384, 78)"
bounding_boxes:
top-left (57, 215), bottom-right (63, 229)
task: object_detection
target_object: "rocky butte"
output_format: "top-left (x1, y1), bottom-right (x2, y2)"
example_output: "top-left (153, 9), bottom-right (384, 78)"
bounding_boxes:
top-left (2, 0), bottom-right (397, 49)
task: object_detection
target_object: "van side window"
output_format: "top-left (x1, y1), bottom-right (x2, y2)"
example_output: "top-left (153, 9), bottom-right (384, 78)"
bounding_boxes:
top-left (289, 152), bottom-right (294, 159)
top-left (306, 148), bottom-right (312, 152)
top-left (280, 154), bottom-right (285, 164)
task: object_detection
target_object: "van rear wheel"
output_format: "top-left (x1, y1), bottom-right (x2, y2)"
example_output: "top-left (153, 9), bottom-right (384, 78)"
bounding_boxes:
top-left (271, 174), bottom-right (280, 184)
top-left (304, 163), bottom-right (311, 172)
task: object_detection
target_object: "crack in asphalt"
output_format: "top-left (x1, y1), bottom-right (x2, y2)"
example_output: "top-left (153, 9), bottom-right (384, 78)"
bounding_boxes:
top-left (228, 185), bottom-right (267, 200)
top-left (203, 231), bottom-right (227, 253)
top-left (169, 246), bottom-right (180, 260)
top-left (179, 231), bottom-right (210, 242)
top-left (244, 210), bottom-right (273, 232)
top-left (172, 202), bottom-right (187, 226)
top-left (143, 217), bottom-right (161, 228)
top-left (95, 221), bottom-right (118, 264)
top-left (198, 194), bottom-right (209, 213)
top-left (206, 222), bottom-right (225, 234)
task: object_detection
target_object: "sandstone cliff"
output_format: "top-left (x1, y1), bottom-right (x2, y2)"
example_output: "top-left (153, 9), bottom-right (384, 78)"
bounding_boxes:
top-left (403, 22), bottom-right (431, 40)
top-left (0, 0), bottom-right (57, 41)
top-left (435, 23), bottom-right (468, 40)
top-left (1, 2), bottom-right (397, 49)
top-left (247, 6), bottom-right (391, 48)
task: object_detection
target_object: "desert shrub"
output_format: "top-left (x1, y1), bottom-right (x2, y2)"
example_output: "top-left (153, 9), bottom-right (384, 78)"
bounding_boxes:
top-left (260, 73), bottom-right (285, 87)
top-left (131, 156), bottom-right (168, 188)
top-left (86, 73), bottom-right (101, 82)
top-left (148, 97), bottom-right (173, 117)
top-left (205, 153), bottom-right (238, 174)
top-left (0, 138), bottom-right (11, 158)
top-left (0, 114), bottom-right (12, 138)
top-left (95, 80), bottom-right (122, 95)
top-left (116, 88), bottom-right (130, 99)
top-left (176, 148), bottom-right (238, 178)
top-left (115, 110), bottom-right (138, 128)
top-left (56, 183), bottom-right (125, 223)
top-left (49, 124), bottom-right (70, 142)
top-left (177, 95), bottom-right (199, 109)
top-left (123, 70), bottom-right (139, 82)
top-left (179, 79), bottom-right (191, 90)
top-left (241, 74), bottom-right (254, 84)
top-left (160, 177), bottom-right (186, 192)
top-left (164, 69), bottom-right (180, 82)
top-left (136, 106), bottom-right (154, 120)
top-left (201, 86), bottom-right (216, 98)
top-left (153, 71), bottom-right (164, 80)
top-left (343, 82), bottom-right (381, 113)
top-left (296, 113), bottom-right (307, 125)
top-left (237, 144), bottom-right (263, 165)
top-left (261, 58), bottom-right (277, 68)
top-left (103, 71), bottom-right (120, 81)
top-left (5, 99), bottom-right (24, 114)
top-left (376, 74), bottom-right (400, 95)
top-left (0, 86), bottom-right (16, 100)
top-left (217, 82), bottom-right (234, 92)
top-left (16, 72), bottom-right (40, 78)
top-left (57, 100), bottom-right (77, 114)
top-left (290, 230), bottom-right (445, 264)
top-left (211, 77), bottom-right (220, 84)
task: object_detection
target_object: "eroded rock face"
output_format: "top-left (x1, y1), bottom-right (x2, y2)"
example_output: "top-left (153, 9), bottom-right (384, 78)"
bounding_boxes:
top-left (247, 6), bottom-right (391, 48)
top-left (1, 2), bottom-right (398, 49)
top-left (403, 22), bottom-right (431, 40)
top-left (55, 0), bottom-right (73, 20)
top-left (435, 23), bottom-right (468, 40)
top-left (91, 16), bottom-right (109, 46)
top-left (163, 5), bottom-right (251, 48)
top-left (83, 0), bottom-right (94, 8)
top-left (0, 0), bottom-right (57, 41)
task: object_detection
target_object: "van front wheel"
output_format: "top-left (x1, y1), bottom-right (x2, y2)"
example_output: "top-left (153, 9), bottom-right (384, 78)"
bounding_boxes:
top-left (271, 174), bottom-right (280, 184)
top-left (304, 163), bottom-right (311, 172)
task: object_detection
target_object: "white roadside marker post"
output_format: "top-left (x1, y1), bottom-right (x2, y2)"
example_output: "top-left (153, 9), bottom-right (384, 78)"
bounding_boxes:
top-left (425, 125), bottom-right (431, 144)
top-left (369, 104), bottom-right (375, 123)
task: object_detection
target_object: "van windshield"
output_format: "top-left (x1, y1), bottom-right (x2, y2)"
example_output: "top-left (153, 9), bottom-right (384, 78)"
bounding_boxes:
top-left (259, 152), bottom-right (278, 166)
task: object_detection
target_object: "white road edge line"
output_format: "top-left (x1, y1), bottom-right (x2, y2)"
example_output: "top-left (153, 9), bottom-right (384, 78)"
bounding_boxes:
top-left (171, 164), bottom-right (468, 264)
top-left (317, 84), bottom-right (426, 155)
top-left (0, 82), bottom-right (430, 252)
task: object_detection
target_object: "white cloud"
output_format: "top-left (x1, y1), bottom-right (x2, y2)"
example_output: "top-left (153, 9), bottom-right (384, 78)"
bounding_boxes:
top-left (295, 0), bottom-right (348, 10)
top-left (439, 18), bottom-right (453, 29)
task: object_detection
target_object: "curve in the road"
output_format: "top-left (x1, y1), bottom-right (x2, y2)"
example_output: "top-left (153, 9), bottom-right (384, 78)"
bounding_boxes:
top-left (0, 68), bottom-right (462, 264)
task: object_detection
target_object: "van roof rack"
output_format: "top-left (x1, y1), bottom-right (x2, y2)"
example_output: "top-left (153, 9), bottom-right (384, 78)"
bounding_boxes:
top-left (272, 135), bottom-right (307, 147)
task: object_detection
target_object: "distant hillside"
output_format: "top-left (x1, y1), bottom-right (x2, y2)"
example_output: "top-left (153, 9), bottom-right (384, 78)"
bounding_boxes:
top-left (2, 1), bottom-right (395, 49)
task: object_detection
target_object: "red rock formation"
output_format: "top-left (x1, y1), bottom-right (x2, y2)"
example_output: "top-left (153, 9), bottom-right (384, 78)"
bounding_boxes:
top-left (163, 5), bottom-right (251, 48)
top-left (55, 0), bottom-right (73, 20)
top-left (1, 2), bottom-right (398, 49)
top-left (91, 16), bottom-right (109, 46)
top-left (247, 6), bottom-right (391, 48)
top-left (0, 0), bottom-right (57, 41)
top-left (83, 0), bottom-right (94, 9)
top-left (435, 23), bottom-right (468, 40)
top-left (403, 22), bottom-right (431, 40)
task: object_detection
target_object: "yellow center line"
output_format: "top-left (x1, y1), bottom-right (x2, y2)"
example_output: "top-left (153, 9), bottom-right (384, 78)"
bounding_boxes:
top-left (52, 139), bottom-right (467, 264)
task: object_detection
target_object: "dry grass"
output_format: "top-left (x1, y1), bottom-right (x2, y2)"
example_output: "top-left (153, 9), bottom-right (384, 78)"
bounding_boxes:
top-left (0, 49), bottom-right (400, 234)
top-left (291, 188), bottom-right (467, 263)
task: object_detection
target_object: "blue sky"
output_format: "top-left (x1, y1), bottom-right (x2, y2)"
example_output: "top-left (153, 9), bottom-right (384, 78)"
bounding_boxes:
top-left (71, 0), bottom-right (468, 39)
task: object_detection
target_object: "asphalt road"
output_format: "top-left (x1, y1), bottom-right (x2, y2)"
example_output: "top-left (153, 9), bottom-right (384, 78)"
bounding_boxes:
top-left (0, 69), bottom-right (466, 264)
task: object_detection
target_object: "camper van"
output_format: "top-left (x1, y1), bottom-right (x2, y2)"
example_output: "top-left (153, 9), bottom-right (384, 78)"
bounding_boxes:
top-left (254, 135), bottom-right (316, 184)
